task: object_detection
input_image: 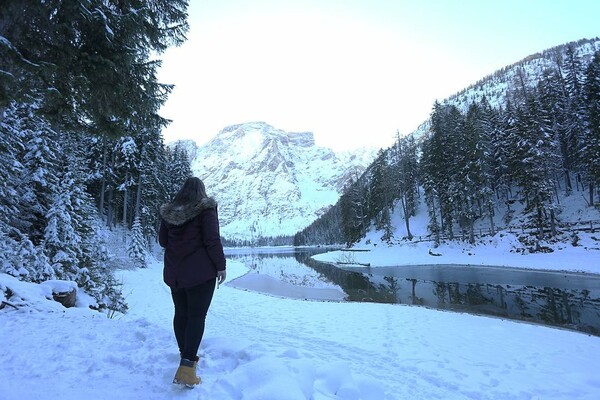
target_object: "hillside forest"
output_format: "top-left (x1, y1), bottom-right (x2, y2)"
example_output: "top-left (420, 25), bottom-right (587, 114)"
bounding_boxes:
top-left (295, 40), bottom-right (600, 249)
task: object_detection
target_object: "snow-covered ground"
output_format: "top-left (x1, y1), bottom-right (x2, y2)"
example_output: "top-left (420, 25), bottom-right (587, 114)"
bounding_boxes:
top-left (313, 230), bottom-right (600, 274)
top-left (2, 248), bottom-right (600, 400)
top-left (313, 190), bottom-right (600, 275)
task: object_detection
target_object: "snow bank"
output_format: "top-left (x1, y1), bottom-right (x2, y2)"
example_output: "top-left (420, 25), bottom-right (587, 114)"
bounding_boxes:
top-left (315, 231), bottom-right (600, 274)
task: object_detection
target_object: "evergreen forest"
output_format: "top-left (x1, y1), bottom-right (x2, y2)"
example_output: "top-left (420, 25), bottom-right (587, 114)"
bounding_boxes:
top-left (0, 1), bottom-right (193, 313)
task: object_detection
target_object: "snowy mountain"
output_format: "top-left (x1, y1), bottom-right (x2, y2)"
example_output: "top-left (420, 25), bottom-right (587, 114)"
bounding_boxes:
top-left (186, 122), bottom-right (376, 241)
top-left (411, 37), bottom-right (600, 139)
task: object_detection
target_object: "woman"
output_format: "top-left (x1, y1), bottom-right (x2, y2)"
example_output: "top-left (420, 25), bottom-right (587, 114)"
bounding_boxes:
top-left (158, 176), bottom-right (226, 387)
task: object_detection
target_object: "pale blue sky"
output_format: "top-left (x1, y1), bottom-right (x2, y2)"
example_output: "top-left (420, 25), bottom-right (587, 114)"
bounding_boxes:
top-left (158, 0), bottom-right (600, 151)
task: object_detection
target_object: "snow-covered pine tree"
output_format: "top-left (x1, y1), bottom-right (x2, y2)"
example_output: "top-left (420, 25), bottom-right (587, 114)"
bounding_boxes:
top-left (562, 45), bottom-right (588, 183)
top-left (0, 102), bottom-right (55, 280)
top-left (512, 93), bottom-right (562, 240)
top-left (497, 100), bottom-right (522, 212)
top-left (478, 97), bottom-right (501, 235)
top-left (114, 136), bottom-right (138, 228)
top-left (127, 216), bottom-right (147, 268)
top-left (20, 105), bottom-right (60, 246)
top-left (166, 143), bottom-right (193, 199)
top-left (369, 149), bottom-right (394, 241)
top-left (44, 172), bottom-right (82, 282)
top-left (422, 102), bottom-right (464, 239)
top-left (538, 69), bottom-right (574, 195)
top-left (393, 133), bottom-right (419, 240)
top-left (421, 102), bottom-right (446, 245)
top-left (460, 103), bottom-right (487, 243)
top-left (0, 102), bottom-right (25, 242)
top-left (584, 50), bottom-right (600, 206)
top-left (338, 174), bottom-right (369, 246)
top-left (135, 128), bottom-right (170, 247)
top-left (443, 105), bottom-right (466, 239)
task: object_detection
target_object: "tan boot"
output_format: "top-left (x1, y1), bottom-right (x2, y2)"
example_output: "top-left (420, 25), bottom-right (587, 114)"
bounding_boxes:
top-left (173, 358), bottom-right (201, 387)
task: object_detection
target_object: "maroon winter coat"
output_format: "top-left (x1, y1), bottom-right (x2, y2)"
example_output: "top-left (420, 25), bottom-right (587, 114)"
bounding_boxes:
top-left (158, 197), bottom-right (226, 289)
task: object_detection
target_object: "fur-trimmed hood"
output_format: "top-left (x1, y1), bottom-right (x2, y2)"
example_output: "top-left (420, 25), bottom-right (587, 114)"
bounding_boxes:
top-left (159, 197), bottom-right (217, 226)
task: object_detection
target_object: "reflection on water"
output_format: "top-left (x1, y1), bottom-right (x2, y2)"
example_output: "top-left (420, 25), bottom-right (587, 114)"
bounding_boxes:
top-left (226, 247), bottom-right (346, 301)
top-left (227, 248), bottom-right (600, 336)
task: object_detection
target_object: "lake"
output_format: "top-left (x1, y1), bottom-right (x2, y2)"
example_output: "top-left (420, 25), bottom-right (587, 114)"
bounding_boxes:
top-left (225, 247), bottom-right (600, 336)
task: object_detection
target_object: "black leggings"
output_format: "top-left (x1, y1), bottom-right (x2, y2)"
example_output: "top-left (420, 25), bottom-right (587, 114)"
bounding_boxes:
top-left (171, 278), bottom-right (216, 361)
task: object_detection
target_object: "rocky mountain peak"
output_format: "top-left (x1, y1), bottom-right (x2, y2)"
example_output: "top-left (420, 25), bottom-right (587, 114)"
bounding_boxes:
top-left (183, 122), bottom-right (375, 241)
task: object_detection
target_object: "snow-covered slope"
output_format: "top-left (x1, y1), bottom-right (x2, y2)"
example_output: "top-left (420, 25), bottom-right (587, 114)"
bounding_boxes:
top-left (411, 37), bottom-right (600, 139)
top-left (188, 122), bottom-right (375, 240)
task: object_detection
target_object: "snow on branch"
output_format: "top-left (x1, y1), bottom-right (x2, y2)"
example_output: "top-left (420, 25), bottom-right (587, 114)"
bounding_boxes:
top-left (0, 35), bottom-right (40, 67)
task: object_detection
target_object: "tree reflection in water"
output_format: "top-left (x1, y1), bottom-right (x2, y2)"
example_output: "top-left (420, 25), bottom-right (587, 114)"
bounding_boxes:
top-left (229, 249), bottom-right (600, 336)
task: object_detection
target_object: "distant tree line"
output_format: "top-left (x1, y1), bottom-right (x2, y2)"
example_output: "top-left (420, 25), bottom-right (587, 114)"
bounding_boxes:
top-left (222, 235), bottom-right (294, 247)
top-left (0, 1), bottom-right (191, 313)
top-left (295, 43), bottom-right (600, 248)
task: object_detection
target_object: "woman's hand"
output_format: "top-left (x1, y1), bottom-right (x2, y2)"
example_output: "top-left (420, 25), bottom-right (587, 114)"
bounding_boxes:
top-left (217, 270), bottom-right (226, 285)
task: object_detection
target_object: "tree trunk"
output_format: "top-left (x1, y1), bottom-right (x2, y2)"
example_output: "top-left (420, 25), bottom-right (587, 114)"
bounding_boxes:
top-left (134, 145), bottom-right (146, 221)
top-left (99, 134), bottom-right (107, 219)
top-left (122, 172), bottom-right (129, 227)
top-left (550, 208), bottom-right (556, 237)
top-left (134, 171), bottom-right (143, 220)
top-left (590, 181), bottom-right (595, 207)
top-left (107, 187), bottom-right (114, 229)
top-left (537, 203), bottom-right (545, 240)
top-left (488, 201), bottom-right (496, 236)
top-left (429, 195), bottom-right (440, 247)
top-left (106, 151), bottom-right (116, 228)
top-left (400, 195), bottom-right (413, 240)
top-left (564, 169), bottom-right (572, 195)
top-left (469, 221), bottom-right (475, 244)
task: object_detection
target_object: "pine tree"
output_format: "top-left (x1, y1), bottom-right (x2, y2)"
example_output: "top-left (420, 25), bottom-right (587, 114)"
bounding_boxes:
top-left (421, 103), bottom-right (443, 244)
top-left (19, 107), bottom-right (61, 245)
top-left (369, 149), bottom-right (393, 240)
top-left (166, 143), bottom-right (193, 199)
top-left (339, 175), bottom-right (369, 246)
top-left (114, 136), bottom-right (139, 227)
top-left (511, 94), bottom-right (561, 241)
top-left (0, 102), bottom-right (56, 280)
top-left (44, 174), bottom-right (81, 282)
top-left (0, 102), bottom-right (26, 238)
top-left (133, 130), bottom-right (160, 245)
top-left (459, 103), bottom-right (486, 243)
top-left (583, 51), bottom-right (600, 205)
top-left (491, 103), bottom-right (510, 206)
top-left (422, 102), bottom-right (464, 239)
top-left (443, 105), bottom-right (466, 239)
top-left (127, 216), bottom-right (148, 268)
top-left (393, 133), bottom-right (419, 240)
top-left (562, 45), bottom-right (588, 177)
top-left (478, 97), bottom-right (501, 235)
top-left (1, 0), bottom-right (189, 137)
